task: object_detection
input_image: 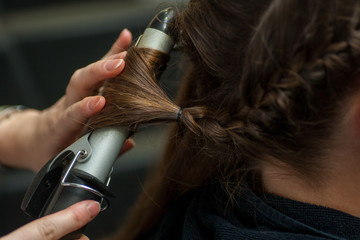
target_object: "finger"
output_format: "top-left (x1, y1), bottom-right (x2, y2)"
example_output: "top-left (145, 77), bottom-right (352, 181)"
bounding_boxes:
top-left (119, 138), bottom-right (136, 155)
top-left (46, 96), bottom-right (105, 153)
top-left (103, 28), bottom-right (132, 59)
top-left (3, 201), bottom-right (100, 240)
top-left (66, 58), bottom-right (125, 105)
top-left (59, 96), bottom-right (105, 140)
top-left (56, 98), bottom-right (134, 156)
top-left (106, 51), bottom-right (127, 60)
top-left (78, 234), bottom-right (90, 240)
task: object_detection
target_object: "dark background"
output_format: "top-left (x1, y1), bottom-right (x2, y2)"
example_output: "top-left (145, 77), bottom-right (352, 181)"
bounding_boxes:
top-left (0, 0), bottom-right (185, 238)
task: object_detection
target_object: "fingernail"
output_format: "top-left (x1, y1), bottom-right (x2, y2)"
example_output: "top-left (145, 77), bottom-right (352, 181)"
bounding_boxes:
top-left (119, 51), bottom-right (127, 59)
top-left (88, 96), bottom-right (102, 110)
top-left (119, 138), bottom-right (136, 155)
top-left (126, 138), bottom-right (136, 146)
top-left (105, 59), bottom-right (123, 71)
top-left (86, 201), bottom-right (100, 219)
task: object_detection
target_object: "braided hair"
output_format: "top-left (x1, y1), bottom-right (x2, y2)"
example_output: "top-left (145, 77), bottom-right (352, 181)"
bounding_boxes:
top-left (95, 0), bottom-right (360, 239)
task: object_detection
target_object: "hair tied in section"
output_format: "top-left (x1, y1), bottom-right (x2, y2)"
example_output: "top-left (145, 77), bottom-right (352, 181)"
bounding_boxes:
top-left (177, 107), bottom-right (183, 122)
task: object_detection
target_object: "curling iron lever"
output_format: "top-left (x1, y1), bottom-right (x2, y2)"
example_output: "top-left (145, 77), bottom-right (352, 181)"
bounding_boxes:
top-left (21, 7), bottom-right (176, 240)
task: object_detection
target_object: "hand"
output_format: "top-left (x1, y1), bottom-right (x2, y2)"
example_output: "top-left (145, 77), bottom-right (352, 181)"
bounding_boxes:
top-left (0, 29), bottom-right (134, 171)
top-left (1, 200), bottom-right (100, 240)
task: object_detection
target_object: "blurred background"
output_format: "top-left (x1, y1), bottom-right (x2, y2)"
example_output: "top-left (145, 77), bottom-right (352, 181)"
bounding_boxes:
top-left (0, 0), bottom-right (186, 238)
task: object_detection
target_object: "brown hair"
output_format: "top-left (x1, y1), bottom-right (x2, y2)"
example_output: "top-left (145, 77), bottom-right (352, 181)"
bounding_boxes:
top-left (90, 0), bottom-right (360, 239)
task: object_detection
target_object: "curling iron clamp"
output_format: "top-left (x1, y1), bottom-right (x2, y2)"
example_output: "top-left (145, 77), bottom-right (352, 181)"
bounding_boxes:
top-left (21, 7), bottom-right (176, 240)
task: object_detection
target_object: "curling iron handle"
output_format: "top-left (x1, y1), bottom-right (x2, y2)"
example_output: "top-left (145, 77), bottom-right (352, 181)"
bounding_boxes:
top-left (42, 127), bottom-right (127, 240)
top-left (48, 180), bottom-right (101, 240)
top-left (74, 127), bottom-right (128, 183)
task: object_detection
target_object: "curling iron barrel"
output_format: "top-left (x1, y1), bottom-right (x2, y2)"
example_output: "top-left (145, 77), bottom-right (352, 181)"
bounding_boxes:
top-left (135, 7), bottom-right (176, 54)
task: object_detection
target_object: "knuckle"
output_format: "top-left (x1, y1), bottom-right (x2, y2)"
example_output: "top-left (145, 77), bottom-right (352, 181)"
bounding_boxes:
top-left (68, 69), bottom-right (82, 91)
top-left (36, 221), bottom-right (57, 240)
top-left (66, 72), bottom-right (81, 94)
top-left (88, 62), bottom-right (98, 76)
top-left (71, 69), bottom-right (81, 83)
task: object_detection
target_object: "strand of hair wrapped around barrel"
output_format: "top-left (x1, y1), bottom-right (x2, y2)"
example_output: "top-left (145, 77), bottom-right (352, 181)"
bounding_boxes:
top-left (87, 47), bottom-right (208, 135)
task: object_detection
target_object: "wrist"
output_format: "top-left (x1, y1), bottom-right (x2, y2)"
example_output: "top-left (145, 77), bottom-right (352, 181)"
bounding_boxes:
top-left (0, 105), bottom-right (28, 122)
top-left (0, 108), bottom-right (41, 170)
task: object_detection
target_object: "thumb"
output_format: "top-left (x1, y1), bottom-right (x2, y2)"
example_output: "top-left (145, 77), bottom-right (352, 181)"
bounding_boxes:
top-left (2, 201), bottom-right (100, 240)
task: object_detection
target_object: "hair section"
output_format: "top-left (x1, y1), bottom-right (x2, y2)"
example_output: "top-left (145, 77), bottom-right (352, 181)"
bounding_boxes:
top-left (103, 0), bottom-right (360, 239)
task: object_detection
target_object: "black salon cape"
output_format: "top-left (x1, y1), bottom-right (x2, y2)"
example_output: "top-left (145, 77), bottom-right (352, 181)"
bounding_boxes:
top-left (141, 184), bottom-right (360, 240)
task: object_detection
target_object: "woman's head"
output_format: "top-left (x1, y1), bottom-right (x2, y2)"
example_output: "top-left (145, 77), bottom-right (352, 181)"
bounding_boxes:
top-left (93, 0), bottom-right (360, 238)
top-left (174, 0), bottom-right (360, 184)
top-left (238, 0), bottom-right (360, 181)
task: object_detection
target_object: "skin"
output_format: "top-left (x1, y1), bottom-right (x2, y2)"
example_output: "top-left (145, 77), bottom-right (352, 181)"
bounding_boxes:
top-left (262, 91), bottom-right (360, 218)
top-left (0, 29), bottom-right (134, 239)
top-left (0, 28), bottom-right (133, 171)
top-left (1, 201), bottom-right (100, 240)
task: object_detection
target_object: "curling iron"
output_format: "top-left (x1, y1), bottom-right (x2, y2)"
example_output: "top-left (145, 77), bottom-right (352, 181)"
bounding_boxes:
top-left (21, 7), bottom-right (176, 240)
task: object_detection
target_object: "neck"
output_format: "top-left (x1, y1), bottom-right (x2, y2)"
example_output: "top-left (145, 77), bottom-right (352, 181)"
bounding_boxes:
top-left (262, 160), bottom-right (360, 218)
top-left (262, 93), bottom-right (360, 218)
top-left (262, 127), bottom-right (360, 218)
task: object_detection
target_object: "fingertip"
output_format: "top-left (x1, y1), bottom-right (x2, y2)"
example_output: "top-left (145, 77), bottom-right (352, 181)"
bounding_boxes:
top-left (85, 201), bottom-right (101, 219)
top-left (120, 28), bottom-right (132, 40)
top-left (70, 200), bottom-right (100, 222)
top-left (105, 58), bottom-right (124, 72)
top-left (118, 28), bottom-right (132, 49)
top-left (119, 138), bottom-right (136, 155)
top-left (87, 96), bottom-right (105, 113)
top-left (78, 235), bottom-right (90, 240)
top-left (126, 138), bottom-right (136, 147)
top-left (122, 28), bottom-right (130, 34)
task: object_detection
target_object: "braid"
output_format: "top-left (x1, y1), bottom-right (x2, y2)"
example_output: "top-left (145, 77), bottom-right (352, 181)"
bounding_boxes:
top-left (172, 0), bottom-right (360, 183)
top-left (109, 1), bottom-right (360, 239)
top-left (232, 0), bottom-right (360, 179)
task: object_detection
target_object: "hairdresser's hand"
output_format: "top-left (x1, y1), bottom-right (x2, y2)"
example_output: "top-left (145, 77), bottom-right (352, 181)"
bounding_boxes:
top-left (0, 29), bottom-right (134, 171)
top-left (1, 200), bottom-right (100, 240)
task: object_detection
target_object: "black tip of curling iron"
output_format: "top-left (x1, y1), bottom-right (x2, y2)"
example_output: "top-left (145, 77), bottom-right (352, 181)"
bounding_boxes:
top-left (148, 7), bottom-right (176, 36)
